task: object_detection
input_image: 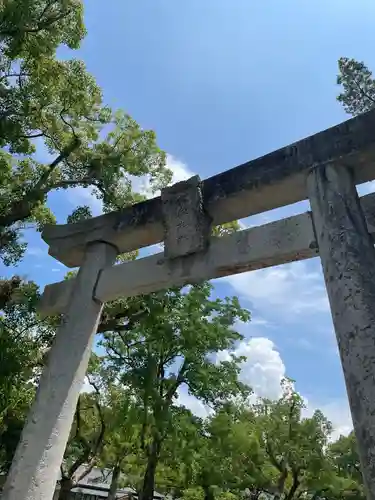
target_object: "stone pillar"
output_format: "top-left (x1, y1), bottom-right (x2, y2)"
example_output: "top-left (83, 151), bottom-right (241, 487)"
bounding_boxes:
top-left (307, 164), bottom-right (375, 500)
top-left (2, 242), bottom-right (117, 500)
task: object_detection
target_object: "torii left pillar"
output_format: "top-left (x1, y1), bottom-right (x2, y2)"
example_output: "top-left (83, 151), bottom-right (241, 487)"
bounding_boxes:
top-left (1, 242), bottom-right (117, 500)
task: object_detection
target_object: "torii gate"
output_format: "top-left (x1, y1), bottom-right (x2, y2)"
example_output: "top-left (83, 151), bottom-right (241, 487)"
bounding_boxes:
top-left (4, 109), bottom-right (375, 500)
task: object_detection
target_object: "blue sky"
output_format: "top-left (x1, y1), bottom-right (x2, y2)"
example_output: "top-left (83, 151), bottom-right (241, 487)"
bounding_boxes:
top-left (3, 0), bottom-right (375, 436)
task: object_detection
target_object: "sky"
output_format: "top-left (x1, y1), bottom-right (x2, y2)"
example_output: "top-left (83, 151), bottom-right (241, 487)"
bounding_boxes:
top-left (3, 0), bottom-right (375, 438)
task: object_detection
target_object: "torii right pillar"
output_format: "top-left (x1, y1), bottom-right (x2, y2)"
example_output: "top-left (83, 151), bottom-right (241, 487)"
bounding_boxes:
top-left (308, 163), bottom-right (375, 499)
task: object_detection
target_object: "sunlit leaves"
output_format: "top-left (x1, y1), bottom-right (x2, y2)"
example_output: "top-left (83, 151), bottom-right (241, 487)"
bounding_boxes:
top-left (337, 57), bottom-right (375, 116)
top-left (0, 1), bottom-right (171, 266)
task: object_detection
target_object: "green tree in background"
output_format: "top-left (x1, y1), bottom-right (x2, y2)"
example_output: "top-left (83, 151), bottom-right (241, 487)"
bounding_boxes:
top-left (101, 282), bottom-right (251, 500)
top-left (0, 276), bottom-right (53, 472)
top-left (185, 402), bottom-right (266, 500)
top-left (97, 375), bottom-right (143, 500)
top-left (57, 353), bottom-right (109, 500)
top-left (0, 0), bottom-right (85, 61)
top-left (253, 381), bottom-right (333, 500)
top-left (0, 0), bottom-right (172, 265)
top-left (325, 432), bottom-right (365, 500)
top-left (152, 407), bottom-right (203, 498)
top-left (337, 57), bottom-right (375, 116)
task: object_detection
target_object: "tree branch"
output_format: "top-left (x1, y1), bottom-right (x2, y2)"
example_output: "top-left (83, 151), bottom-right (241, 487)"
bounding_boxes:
top-left (68, 380), bottom-right (105, 482)
top-left (34, 135), bottom-right (81, 191)
top-left (0, 72), bottom-right (30, 82)
top-left (164, 358), bottom-right (188, 403)
top-left (285, 467), bottom-right (300, 500)
top-left (347, 75), bottom-right (375, 108)
top-left (67, 397), bottom-right (92, 478)
top-left (0, 136), bottom-right (81, 230)
top-left (87, 375), bottom-right (106, 457)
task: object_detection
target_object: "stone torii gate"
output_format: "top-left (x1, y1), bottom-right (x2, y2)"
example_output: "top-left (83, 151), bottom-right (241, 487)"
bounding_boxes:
top-left (4, 109), bottom-right (375, 500)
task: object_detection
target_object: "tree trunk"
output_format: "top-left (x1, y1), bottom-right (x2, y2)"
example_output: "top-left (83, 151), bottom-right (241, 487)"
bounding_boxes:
top-left (273, 468), bottom-right (288, 499)
top-left (285, 479), bottom-right (300, 500)
top-left (108, 464), bottom-right (121, 500)
top-left (139, 438), bottom-right (161, 500)
top-left (202, 485), bottom-right (215, 500)
top-left (58, 477), bottom-right (73, 500)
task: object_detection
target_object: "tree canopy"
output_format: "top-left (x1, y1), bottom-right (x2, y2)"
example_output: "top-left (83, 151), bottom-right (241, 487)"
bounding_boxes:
top-left (0, 0), bottom-right (172, 265)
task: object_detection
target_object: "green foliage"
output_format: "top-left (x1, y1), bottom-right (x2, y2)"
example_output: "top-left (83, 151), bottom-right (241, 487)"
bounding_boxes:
top-left (182, 487), bottom-right (205, 500)
top-left (0, 276), bottom-right (53, 472)
top-left (182, 403), bottom-right (265, 498)
top-left (66, 205), bottom-right (92, 224)
top-left (102, 283), bottom-right (251, 410)
top-left (212, 221), bottom-right (241, 238)
top-left (0, 0), bottom-right (86, 60)
top-left (100, 282), bottom-right (251, 500)
top-left (0, 0), bottom-right (172, 265)
top-left (99, 382), bottom-right (144, 488)
top-left (337, 57), bottom-right (375, 115)
top-left (253, 381), bottom-right (333, 498)
top-left (326, 432), bottom-right (365, 499)
top-left (0, 272), bottom-right (363, 499)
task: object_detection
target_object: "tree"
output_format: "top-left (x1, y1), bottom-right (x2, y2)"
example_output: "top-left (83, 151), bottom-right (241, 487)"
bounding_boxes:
top-left (152, 406), bottom-right (204, 498)
top-left (186, 402), bottom-right (266, 500)
top-left (58, 389), bottom-right (105, 500)
top-left (0, 0), bottom-right (172, 265)
top-left (57, 353), bottom-right (140, 500)
top-left (0, 276), bottom-right (53, 472)
top-left (0, 0), bottom-right (86, 62)
top-left (254, 381), bottom-right (333, 500)
top-left (329, 432), bottom-right (362, 484)
top-left (337, 57), bottom-right (375, 116)
top-left (326, 432), bottom-right (365, 500)
top-left (98, 383), bottom-right (143, 500)
top-left (101, 282), bottom-right (251, 500)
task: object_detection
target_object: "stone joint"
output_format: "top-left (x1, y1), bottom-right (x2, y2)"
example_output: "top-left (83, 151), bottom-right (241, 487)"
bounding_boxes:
top-left (90, 241), bottom-right (119, 304)
top-left (161, 175), bottom-right (211, 259)
top-left (92, 268), bottom-right (103, 304)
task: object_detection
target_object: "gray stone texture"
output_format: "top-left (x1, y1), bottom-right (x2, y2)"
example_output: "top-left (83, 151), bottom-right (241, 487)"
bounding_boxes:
top-left (42, 108), bottom-right (375, 267)
top-left (308, 164), bottom-right (375, 500)
top-left (1, 242), bottom-right (117, 500)
top-left (161, 176), bottom-right (211, 259)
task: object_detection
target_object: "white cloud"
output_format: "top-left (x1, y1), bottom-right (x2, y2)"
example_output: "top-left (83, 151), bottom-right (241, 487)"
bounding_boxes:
top-left (132, 154), bottom-right (195, 198)
top-left (219, 260), bottom-right (329, 319)
top-left (167, 154), bottom-right (195, 184)
top-left (178, 337), bottom-right (353, 441)
top-left (218, 337), bottom-right (286, 400)
top-left (65, 186), bottom-right (103, 216)
top-left (304, 398), bottom-right (353, 440)
top-left (81, 377), bottom-right (94, 394)
top-left (173, 337), bottom-right (285, 417)
top-left (251, 317), bottom-right (271, 327)
top-left (176, 387), bottom-right (212, 419)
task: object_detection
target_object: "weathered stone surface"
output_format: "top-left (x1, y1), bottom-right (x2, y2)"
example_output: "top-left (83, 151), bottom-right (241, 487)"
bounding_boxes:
top-left (2, 242), bottom-right (117, 500)
top-left (40, 211), bottom-right (318, 315)
top-left (42, 108), bottom-right (375, 267)
top-left (308, 165), bottom-right (375, 500)
top-left (39, 191), bottom-right (375, 317)
top-left (161, 176), bottom-right (211, 259)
